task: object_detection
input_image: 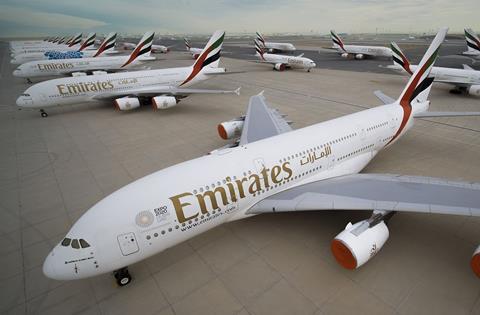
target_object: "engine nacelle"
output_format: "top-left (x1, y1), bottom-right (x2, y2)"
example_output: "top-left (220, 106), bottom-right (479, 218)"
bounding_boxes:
top-left (152, 96), bottom-right (177, 109)
top-left (355, 53), bottom-right (365, 60)
top-left (331, 220), bottom-right (389, 269)
top-left (471, 245), bottom-right (480, 277)
top-left (274, 63), bottom-right (286, 71)
top-left (114, 97), bottom-right (140, 111)
top-left (92, 70), bottom-right (108, 75)
top-left (71, 72), bottom-right (87, 77)
top-left (341, 53), bottom-right (349, 58)
top-left (468, 85), bottom-right (480, 96)
top-left (217, 119), bottom-right (244, 140)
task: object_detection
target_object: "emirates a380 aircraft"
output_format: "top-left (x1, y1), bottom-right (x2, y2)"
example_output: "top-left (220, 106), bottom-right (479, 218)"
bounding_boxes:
top-left (43, 28), bottom-right (480, 287)
top-left (254, 39), bottom-right (316, 72)
top-left (16, 30), bottom-right (239, 117)
top-left (13, 31), bottom-right (156, 81)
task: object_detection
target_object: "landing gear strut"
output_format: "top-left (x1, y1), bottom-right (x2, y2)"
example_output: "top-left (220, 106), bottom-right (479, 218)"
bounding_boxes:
top-left (40, 109), bottom-right (48, 118)
top-left (27, 78), bottom-right (32, 84)
top-left (114, 267), bottom-right (131, 286)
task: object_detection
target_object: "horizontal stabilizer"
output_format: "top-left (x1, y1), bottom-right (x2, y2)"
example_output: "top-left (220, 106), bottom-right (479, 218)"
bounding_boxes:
top-left (373, 90), bottom-right (395, 105)
top-left (414, 111), bottom-right (480, 118)
top-left (463, 64), bottom-right (474, 70)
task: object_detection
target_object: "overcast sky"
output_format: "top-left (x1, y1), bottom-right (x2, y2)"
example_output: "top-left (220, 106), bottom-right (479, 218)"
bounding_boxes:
top-left (0, 0), bottom-right (479, 37)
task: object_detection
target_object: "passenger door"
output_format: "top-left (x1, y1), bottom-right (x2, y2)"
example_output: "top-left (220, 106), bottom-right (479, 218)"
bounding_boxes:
top-left (117, 232), bottom-right (139, 256)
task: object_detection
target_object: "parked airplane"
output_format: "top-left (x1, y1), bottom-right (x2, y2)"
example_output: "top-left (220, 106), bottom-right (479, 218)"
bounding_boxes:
top-left (41, 28), bottom-right (480, 286)
top-left (386, 42), bottom-right (480, 96)
top-left (16, 30), bottom-right (239, 117)
top-left (13, 32), bottom-right (155, 82)
top-left (122, 38), bottom-right (171, 53)
top-left (11, 33), bottom-right (86, 55)
top-left (10, 32), bottom-right (119, 65)
top-left (255, 31), bottom-right (296, 53)
top-left (254, 39), bottom-right (316, 71)
top-left (184, 38), bottom-right (203, 59)
top-left (330, 30), bottom-right (392, 59)
top-left (462, 28), bottom-right (480, 59)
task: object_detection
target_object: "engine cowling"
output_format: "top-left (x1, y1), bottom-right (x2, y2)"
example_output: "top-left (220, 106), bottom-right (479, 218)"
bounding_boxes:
top-left (92, 70), bottom-right (107, 75)
top-left (468, 85), bottom-right (480, 96)
top-left (355, 53), bottom-right (365, 60)
top-left (471, 245), bottom-right (480, 277)
top-left (114, 97), bottom-right (140, 111)
top-left (71, 72), bottom-right (87, 77)
top-left (331, 220), bottom-right (389, 269)
top-left (217, 119), bottom-right (244, 140)
top-left (152, 96), bottom-right (177, 109)
top-left (341, 53), bottom-right (349, 58)
top-left (274, 63), bottom-right (286, 71)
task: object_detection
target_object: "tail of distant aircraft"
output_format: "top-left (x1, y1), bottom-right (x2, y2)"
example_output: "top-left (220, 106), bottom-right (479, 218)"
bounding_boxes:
top-left (390, 42), bottom-right (413, 75)
top-left (57, 36), bottom-right (67, 45)
top-left (184, 38), bottom-right (191, 50)
top-left (180, 30), bottom-right (225, 86)
top-left (330, 30), bottom-right (346, 52)
top-left (93, 32), bottom-right (117, 57)
top-left (254, 39), bottom-right (266, 60)
top-left (255, 31), bottom-right (266, 47)
top-left (68, 33), bottom-right (83, 47)
top-left (79, 32), bottom-right (96, 51)
top-left (121, 31), bottom-right (154, 67)
top-left (465, 28), bottom-right (480, 53)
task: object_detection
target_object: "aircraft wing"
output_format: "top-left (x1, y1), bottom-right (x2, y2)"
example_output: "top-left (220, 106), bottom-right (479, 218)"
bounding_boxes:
top-left (239, 93), bottom-right (292, 145)
top-left (373, 90), bottom-right (395, 105)
top-left (91, 86), bottom-right (240, 100)
top-left (247, 173), bottom-right (480, 216)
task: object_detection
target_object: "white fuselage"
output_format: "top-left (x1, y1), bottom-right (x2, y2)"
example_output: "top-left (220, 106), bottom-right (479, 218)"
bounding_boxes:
top-left (10, 50), bottom-right (117, 65)
top-left (11, 44), bottom-right (89, 55)
top-left (42, 99), bottom-right (421, 280)
top-left (13, 55), bottom-right (152, 79)
top-left (258, 52), bottom-right (316, 70)
top-left (187, 47), bottom-right (203, 58)
top-left (388, 64), bottom-right (480, 85)
top-left (263, 42), bottom-right (296, 53)
top-left (337, 45), bottom-right (392, 58)
top-left (16, 65), bottom-right (212, 109)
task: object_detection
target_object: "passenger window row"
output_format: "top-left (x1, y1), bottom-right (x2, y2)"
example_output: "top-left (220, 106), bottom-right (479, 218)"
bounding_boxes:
top-left (338, 143), bottom-right (375, 161)
top-left (367, 121), bottom-right (388, 132)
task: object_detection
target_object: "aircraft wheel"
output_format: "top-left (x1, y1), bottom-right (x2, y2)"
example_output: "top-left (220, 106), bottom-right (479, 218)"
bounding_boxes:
top-left (40, 110), bottom-right (48, 118)
top-left (114, 267), bottom-right (132, 286)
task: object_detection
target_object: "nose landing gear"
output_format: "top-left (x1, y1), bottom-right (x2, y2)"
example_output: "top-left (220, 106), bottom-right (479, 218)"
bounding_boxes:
top-left (40, 109), bottom-right (48, 117)
top-left (114, 267), bottom-right (131, 286)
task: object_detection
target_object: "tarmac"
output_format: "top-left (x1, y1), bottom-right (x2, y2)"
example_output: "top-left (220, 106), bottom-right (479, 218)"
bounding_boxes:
top-left (1, 38), bottom-right (480, 315)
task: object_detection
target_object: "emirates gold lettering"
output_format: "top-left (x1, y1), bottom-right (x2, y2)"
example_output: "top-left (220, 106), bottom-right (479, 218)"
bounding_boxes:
top-left (171, 162), bottom-right (293, 224)
top-left (37, 62), bottom-right (74, 71)
top-left (56, 81), bottom-right (114, 95)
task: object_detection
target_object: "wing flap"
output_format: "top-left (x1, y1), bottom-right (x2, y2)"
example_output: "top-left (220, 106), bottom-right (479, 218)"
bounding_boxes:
top-left (247, 174), bottom-right (480, 216)
top-left (239, 93), bottom-right (292, 145)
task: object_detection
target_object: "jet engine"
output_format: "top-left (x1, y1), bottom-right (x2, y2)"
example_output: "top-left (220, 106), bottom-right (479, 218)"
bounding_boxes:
top-left (468, 85), bottom-right (480, 96)
top-left (152, 96), bottom-right (177, 109)
top-left (217, 119), bottom-right (245, 140)
top-left (71, 72), bottom-right (87, 77)
top-left (471, 245), bottom-right (480, 277)
top-left (331, 219), bottom-right (389, 269)
top-left (274, 63), bottom-right (286, 71)
top-left (114, 97), bottom-right (140, 111)
top-left (341, 53), bottom-right (349, 58)
top-left (355, 54), bottom-right (365, 60)
top-left (92, 70), bottom-right (108, 75)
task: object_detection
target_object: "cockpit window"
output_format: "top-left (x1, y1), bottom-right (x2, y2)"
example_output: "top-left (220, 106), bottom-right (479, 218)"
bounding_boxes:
top-left (21, 93), bottom-right (30, 97)
top-left (79, 239), bottom-right (90, 248)
top-left (71, 239), bottom-right (80, 249)
top-left (61, 238), bottom-right (71, 246)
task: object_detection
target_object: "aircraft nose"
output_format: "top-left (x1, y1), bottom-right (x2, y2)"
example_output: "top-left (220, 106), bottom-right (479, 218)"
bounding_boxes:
top-left (13, 69), bottom-right (21, 76)
top-left (43, 252), bottom-right (58, 279)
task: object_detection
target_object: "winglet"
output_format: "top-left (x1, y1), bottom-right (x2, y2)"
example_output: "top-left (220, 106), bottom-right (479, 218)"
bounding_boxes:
top-left (93, 32), bottom-right (117, 57)
top-left (330, 30), bottom-right (346, 52)
top-left (121, 31), bottom-right (154, 67)
top-left (391, 42), bottom-right (413, 75)
top-left (465, 28), bottom-right (480, 53)
top-left (397, 27), bottom-right (447, 107)
top-left (179, 30), bottom-right (225, 86)
top-left (79, 32), bottom-right (96, 51)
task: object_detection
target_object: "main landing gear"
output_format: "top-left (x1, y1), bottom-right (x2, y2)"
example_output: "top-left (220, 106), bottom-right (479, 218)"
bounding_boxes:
top-left (114, 267), bottom-right (132, 286)
top-left (40, 109), bottom-right (48, 118)
top-left (26, 78), bottom-right (32, 84)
